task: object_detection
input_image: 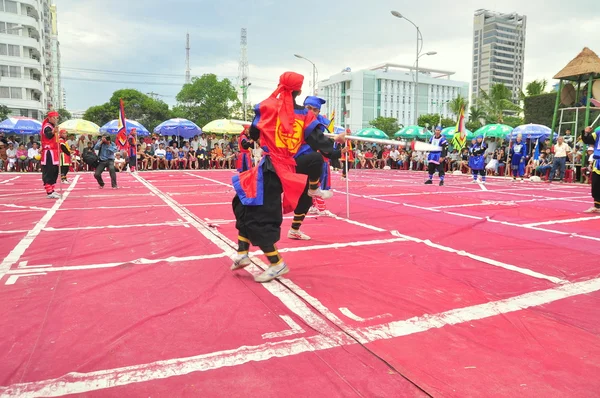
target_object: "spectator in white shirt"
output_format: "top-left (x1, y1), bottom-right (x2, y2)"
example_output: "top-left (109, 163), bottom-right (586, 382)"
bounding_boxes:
top-left (28, 143), bottom-right (40, 171)
top-left (6, 143), bottom-right (17, 171)
top-left (389, 147), bottom-right (400, 168)
top-left (191, 136), bottom-right (200, 151)
top-left (154, 144), bottom-right (168, 169)
top-left (550, 136), bottom-right (572, 182)
top-left (199, 135), bottom-right (207, 149)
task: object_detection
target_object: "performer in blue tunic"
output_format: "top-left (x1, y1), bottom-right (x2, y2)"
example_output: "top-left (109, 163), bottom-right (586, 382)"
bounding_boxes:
top-left (424, 126), bottom-right (448, 186)
top-left (470, 135), bottom-right (488, 183)
top-left (510, 133), bottom-right (527, 181)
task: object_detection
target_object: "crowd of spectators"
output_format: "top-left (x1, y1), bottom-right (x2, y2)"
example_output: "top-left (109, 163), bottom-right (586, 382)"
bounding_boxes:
top-left (0, 130), bottom-right (594, 183)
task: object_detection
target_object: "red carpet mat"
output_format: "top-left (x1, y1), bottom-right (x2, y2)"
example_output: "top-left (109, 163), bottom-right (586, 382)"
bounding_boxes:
top-left (0, 170), bottom-right (599, 397)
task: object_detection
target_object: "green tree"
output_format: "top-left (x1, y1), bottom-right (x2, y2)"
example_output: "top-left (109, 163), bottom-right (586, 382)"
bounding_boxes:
top-left (0, 104), bottom-right (9, 121)
top-left (369, 116), bottom-right (399, 136)
top-left (502, 115), bottom-right (524, 128)
top-left (468, 106), bottom-right (486, 123)
top-left (57, 108), bottom-right (71, 124)
top-left (448, 95), bottom-right (468, 116)
top-left (83, 89), bottom-right (172, 133)
top-left (173, 74), bottom-right (240, 128)
top-left (83, 103), bottom-right (114, 128)
top-left (466, 121), bottom-right (482, 132)
top-left (230, 103), bottom-right (256, 122)
top-left (418, 114), bottom-right (455, 129)
top-left (525, 79), bottom-right (548, 97)
top-left (477, 84), bottom-right (522, 123)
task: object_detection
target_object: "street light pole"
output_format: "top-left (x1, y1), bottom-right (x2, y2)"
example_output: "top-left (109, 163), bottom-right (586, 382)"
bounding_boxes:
top-left (391, 12), bottom-right (431, 125)
top-left (294, 54), bottom-right (318, 95)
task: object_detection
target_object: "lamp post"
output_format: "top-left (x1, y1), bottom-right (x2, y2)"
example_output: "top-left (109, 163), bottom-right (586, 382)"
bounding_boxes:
top-left (391, 12), bottom-right (434, 125)
top-left (294, 54), bottom-right (318, 95)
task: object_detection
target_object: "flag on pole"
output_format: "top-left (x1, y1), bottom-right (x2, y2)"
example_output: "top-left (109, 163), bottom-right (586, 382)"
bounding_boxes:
top-left (116, 99), bottom-right (129, 151)
top-left (533, 139), bottom-right (540, 160)
top-left (327, 110), bottom-right (336, 133)
top-left (451, 105), bottom-right (467, 151)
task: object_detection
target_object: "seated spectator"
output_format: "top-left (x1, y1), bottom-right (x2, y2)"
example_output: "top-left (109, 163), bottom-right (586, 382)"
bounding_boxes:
top-left (364, 149), bottom-right (375, 169)
top-left (535, 152), bottom-right (550, 177)
top-left (459, 148), bottom-right (470, 173)
top-left (15, 144), bottom-right (28, 172)
top-left (583, 147), bottom-right (594, 184)
top-left (188, 148), bottom-right (198, 169)
top-left (177, 148), bottom-right (187, 169)
top-left (212, 144), bottom-right (224, 168)
top-left (388, 146), bottom-right (400, 169)
top-left (0, 142), bottom-right (7, 171)
top-left (28, 143), bottom-right (40, 172)
top-left (144, 144), bottom-right (155, 170)
top-left (197, 146), bottom-right (208, 169)
top-left (497, 149), bottom-right (507, 175)
top-left (223, 145), bottom-right (235, 169)
top-left (165, 147), bottom-right (175, 169)
top-left (6, 142), bottom-right (17, 171)
top-left (155, 144), bottom-right (168, 169)
top-left (70, 145), bottom-right (81, 171)
top-left (114, 152), bottom-right (126, 172)
top-left (525, 156), bottom-right (537, 177)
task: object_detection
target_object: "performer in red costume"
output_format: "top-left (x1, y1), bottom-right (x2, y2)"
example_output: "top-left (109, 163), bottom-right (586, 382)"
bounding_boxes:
top-left (230, 72), bottom-right (344, 282)
top-left (236, 127), bottom-right (253, 172)
top-left (40, 111), bottom-right (61, 199)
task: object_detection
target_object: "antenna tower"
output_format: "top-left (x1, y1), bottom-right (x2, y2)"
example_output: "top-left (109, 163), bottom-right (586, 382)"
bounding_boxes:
top-left (185, 33), bottom-right (191, 84)
top-left (238, 28), bottom-right (250, 121)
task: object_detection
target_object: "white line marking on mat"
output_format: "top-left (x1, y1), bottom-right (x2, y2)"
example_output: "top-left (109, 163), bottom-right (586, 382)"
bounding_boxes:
top-left (0, 176), bottom-right (80, 280)
top-left (5, 273), bottom-right (46, 285)
top-left (261, 315), bottom-right (305, 339)
top-left (522, 216), bottom-right (600, 227)
top-left (0, 176), bottom-right (20, 184)
top-left (3, 276), bottom-right (599, 396)
top-left (339, 307), bottom-right (392, 322)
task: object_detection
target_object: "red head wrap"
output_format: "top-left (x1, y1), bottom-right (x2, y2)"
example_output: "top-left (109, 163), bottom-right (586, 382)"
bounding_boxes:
top-left (47, 111), bottom-right (59, 118)
top-left (270, 72), bottom-right (304, 135)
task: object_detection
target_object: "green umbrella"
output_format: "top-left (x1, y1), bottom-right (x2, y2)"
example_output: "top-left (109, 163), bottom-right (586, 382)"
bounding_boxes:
top-left (354, 128), bottom-right (389, 140)
top-left (441, 127), bottom-right (474, 140)
top-left (393, 125), bottom-right (431, 139)
top-left (474, 124), bottom-right (513, 139)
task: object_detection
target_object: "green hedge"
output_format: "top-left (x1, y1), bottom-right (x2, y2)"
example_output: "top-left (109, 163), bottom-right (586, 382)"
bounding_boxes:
top-left (524, 92), bottom-right (600, 132)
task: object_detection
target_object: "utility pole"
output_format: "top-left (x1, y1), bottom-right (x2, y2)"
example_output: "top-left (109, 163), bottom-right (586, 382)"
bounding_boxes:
top-left (238, 28), bottom-right (250, 121)
top-left (185, 33), bottom-right (191, 84)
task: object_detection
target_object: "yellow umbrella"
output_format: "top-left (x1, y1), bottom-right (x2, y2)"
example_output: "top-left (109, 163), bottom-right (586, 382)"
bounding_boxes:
top-left (58, 119), bottom-right (101, 136)
top-left (202, 119), bottom-right (245, 134)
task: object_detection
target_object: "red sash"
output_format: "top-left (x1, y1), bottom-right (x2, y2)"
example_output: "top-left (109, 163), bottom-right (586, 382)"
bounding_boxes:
top-left (40, 120), bottom-right (58, 165)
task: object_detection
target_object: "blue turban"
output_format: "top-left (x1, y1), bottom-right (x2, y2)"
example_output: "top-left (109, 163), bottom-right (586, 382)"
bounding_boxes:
top-left (303, 96), bottom-right (326, 110)
top-left (477, 135), bottom-right (484, 140)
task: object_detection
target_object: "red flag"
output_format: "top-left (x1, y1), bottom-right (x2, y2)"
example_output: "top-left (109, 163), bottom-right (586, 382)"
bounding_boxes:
top-left (116, 99), bottom-right (129, 151)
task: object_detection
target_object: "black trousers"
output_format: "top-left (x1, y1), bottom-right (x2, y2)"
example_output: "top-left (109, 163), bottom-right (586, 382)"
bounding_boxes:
top-left (293, 152), bottom-right (324, 215)
top-left (233, 158), bottom-right (283, 247)
top-left (129, 155), bottom-right (136, 168)
top-left (427, 162), bottom-right (445, 177)
top-left (593, 172), bottom-right (600, 208)
top-left (42, 151), bottom-right (58, 186)
top-left (61, 165), bottom-right (69, 177)
top-left (95, 159), bottom-right (118, 188)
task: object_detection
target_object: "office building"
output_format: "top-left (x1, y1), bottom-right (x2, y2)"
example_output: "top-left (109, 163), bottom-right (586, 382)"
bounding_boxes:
top-left (318, 64), bottom-right (469, 131)
top-left (472, 9), bottom-right (526, 104)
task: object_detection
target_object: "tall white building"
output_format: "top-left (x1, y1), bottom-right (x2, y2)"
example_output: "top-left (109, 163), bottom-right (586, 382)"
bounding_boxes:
top-left (471, 9), bottom-right (526, 104)
top-left (49, 4), bottom-right (62, 110)
top-left (318, 64), bottom-right (469, 131)
top-left (0, 0), bottom-right (59, 120)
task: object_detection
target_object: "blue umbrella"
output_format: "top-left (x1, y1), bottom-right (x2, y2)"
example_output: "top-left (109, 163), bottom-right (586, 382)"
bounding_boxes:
top-left (509, 124), bottom-right (552, 140)
top-left (0, 117), bottom-right (42, 135)
top-left (154, 118), bottom-right (202, 139)
top-left (99, 119), bottom-right (150, 136)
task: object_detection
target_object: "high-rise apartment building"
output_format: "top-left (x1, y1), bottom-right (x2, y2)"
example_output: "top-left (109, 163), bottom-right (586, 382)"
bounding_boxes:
top-left (471, 9), bottom-right (526, 104)
top-left (0, 0), bottom-right (60, 120)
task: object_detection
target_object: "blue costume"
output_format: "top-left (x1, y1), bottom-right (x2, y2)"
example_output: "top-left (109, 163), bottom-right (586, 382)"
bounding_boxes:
top-left (298, 96), bottom-right (332, 191)
top-left (425, 127), bottom-right (448, 186)
top-left (510, 137), bottom-right (527, 178)
top-left (470, 136), bottom-right (488, 182)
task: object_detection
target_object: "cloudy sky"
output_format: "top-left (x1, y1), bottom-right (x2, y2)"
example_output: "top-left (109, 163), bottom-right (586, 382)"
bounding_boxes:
top-left (55, 0), bottom-right (599, 112)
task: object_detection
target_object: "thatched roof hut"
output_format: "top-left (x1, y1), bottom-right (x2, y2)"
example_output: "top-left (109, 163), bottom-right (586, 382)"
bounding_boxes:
top-left (553, 47), bottom-right (600, 81)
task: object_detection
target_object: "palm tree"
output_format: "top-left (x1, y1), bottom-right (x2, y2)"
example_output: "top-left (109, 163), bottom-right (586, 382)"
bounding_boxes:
top-left (477, 84), bottom-right (522, 124)
top-left (525, 79), bottom-right (548, 97)
top-left (468, 106), bottom-right (486, 125)
top-left (448, 95), bottom-right (468, 116)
